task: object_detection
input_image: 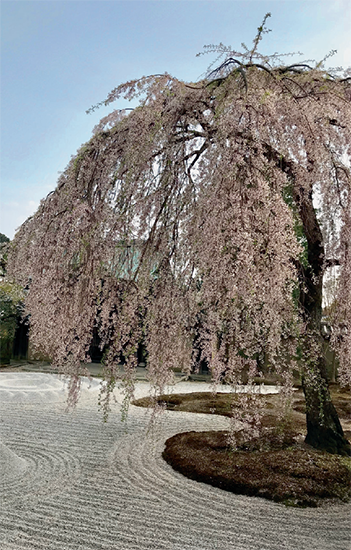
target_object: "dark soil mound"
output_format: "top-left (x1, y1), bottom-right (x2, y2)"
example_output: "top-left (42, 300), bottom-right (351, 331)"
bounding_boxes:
top-left (163, 430), bottom-right (351, 507)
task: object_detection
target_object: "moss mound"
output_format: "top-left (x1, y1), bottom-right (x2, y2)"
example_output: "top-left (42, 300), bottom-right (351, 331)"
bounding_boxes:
top-left (134, 391), bottom-right (235, 416)
top-left (162, 430), bottom-right (351, 507)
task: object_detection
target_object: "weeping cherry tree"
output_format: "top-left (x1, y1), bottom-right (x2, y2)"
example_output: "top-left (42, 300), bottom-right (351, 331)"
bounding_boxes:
top-left (8, 16), bottom-right (351, 454)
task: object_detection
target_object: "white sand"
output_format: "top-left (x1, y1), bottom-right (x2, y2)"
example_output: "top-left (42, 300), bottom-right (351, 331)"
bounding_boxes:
top-left (0, 372), bottom-right (101, 403)
top-left (0, 442), bottom-right (28, 479)
top-left (0, 373), bottom-right (350, 550)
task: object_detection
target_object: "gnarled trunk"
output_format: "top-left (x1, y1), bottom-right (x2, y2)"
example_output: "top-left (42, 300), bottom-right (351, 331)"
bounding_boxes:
top-left (302, 358), bottom-right (349, 455)
top-left (264, 146), bottom-right (350, 455)
top-left (295, 185), bottom-right (350, 456)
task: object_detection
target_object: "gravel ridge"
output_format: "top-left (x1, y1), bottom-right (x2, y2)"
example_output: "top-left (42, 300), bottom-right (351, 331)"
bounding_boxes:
top-left (0, 374), bottom-right (350, 550)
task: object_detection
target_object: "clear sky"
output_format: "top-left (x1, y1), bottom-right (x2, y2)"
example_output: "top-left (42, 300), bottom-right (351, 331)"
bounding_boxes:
top-left (1, 0), bottom-right (350, 239)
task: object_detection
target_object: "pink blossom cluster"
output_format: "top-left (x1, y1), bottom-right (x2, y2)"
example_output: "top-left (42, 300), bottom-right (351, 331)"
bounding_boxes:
top-left (8, 61), bottom-right (350, 422)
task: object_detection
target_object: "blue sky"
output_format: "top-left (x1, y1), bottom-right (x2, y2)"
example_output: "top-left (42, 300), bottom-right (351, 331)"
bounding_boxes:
top-left (1, 0), bottom-right (350, 239)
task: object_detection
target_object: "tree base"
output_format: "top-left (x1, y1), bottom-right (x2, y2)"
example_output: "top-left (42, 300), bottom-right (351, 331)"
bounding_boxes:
top-left (305, 426), bottom-right (351, 457)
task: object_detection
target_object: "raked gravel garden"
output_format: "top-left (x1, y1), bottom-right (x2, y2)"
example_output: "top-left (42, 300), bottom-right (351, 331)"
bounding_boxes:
top-left (0, 372), bottom-right (350, 550)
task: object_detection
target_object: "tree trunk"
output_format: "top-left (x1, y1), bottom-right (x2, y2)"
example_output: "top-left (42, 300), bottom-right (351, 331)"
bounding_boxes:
top-left (302, 359), bottom-right (350, 456)
top-left (263, 145), bottom-right (350, 455)
top-left (295, 184), bottom-right (351, 456)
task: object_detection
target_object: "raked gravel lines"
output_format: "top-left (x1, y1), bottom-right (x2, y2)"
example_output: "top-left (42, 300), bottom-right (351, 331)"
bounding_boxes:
top-left (0, 373), bottom-right (350, 550)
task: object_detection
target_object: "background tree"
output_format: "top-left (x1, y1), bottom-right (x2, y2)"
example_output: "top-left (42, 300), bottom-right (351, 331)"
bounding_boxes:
top-left (0, 233), bottom-right (10, 277)
top-left (0, 279), bottom-right (24, 364)
top-left (0, 234), bottom-right (26, 364)
top-left (8, 16), bottom-right (350, 454)
top-left (0, 233), bottom-right (10, 244)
